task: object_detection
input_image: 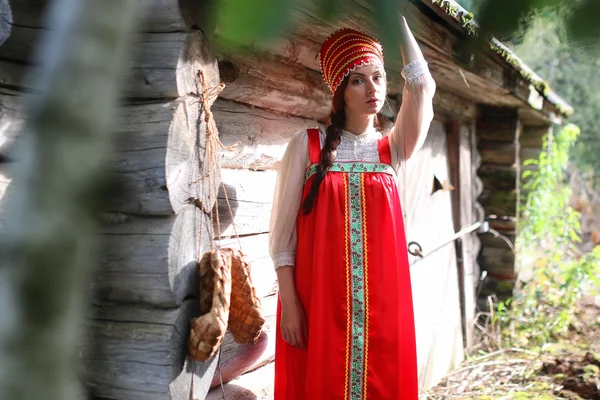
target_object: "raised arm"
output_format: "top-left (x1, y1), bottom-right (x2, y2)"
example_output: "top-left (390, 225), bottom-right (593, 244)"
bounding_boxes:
top-left (389, 16), bottom-right (436, 169)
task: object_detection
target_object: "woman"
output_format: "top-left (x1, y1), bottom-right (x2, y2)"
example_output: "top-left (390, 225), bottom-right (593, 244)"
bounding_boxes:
top-left (269, 16), bottom-right (436, 400)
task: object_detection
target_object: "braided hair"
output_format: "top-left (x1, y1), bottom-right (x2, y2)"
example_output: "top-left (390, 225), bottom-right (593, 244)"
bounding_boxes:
top-left (302, 76), bottom-right (387, 214)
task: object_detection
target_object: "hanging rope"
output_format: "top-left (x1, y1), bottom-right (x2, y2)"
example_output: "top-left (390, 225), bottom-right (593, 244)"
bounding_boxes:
top-left (188, 69), bottom-right (241, 400)
top-left (193, 69), bottom-right (242, 258)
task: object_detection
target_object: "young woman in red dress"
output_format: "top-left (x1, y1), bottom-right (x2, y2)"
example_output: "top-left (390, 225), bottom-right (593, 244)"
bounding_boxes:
top-left (269, 16), bottom-right (436, 400)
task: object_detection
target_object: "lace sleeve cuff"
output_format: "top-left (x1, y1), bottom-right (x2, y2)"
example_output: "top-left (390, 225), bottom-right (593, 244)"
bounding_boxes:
top-left (401, 60), bottom-right (430, 83)
top-left (273, 252), bottom-right (295, 269)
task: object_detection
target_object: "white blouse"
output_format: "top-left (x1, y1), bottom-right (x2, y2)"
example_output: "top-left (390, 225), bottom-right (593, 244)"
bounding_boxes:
top-left (269, 60), bottom-right (436, 269)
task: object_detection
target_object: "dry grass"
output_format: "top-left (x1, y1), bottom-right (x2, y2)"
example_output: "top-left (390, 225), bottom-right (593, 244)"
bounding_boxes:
top-left (422, 297), bottom-right (600, 400)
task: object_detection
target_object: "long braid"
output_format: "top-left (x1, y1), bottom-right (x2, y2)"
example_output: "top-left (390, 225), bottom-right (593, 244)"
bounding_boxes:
top-left (302, 110), bottom-right (345, 215)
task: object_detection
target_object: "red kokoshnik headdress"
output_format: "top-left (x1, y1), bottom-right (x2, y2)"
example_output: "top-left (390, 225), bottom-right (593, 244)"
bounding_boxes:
top-left (319, 28), bottom-right (384, 93)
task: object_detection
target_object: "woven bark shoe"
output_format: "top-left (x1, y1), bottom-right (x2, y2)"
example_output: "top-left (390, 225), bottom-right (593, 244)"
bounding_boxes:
top-left (225, 248), bottom-right (266, 344)
top-left (188, 249), bottom-right (232, 362)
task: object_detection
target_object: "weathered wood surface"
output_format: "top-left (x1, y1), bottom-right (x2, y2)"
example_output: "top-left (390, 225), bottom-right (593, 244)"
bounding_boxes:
top-left (0, 91), bottom-right (25, 159)
top-left (83, 299), bottom-right (219, 400)
top-left (218, 53), bottom-right (331, 121)
top-left (216, 168), bottom-right (277, 238)
top-left (8, 0), bottom-right (185, 32)
top-left (0, 0), bottom-right (10, 46)
top-left (479, 189), bottom-right (517, 217)
top-left (0, 26), bottom-right (187, 98)
top-left (94, 205), bottom-right (211, 308)
top-left (400, 120), bottom-right (465, 388)
top-left (459, 122), bottom-right (481, 349)
top-left (477, 108), bottom-right (520, 142)
top-left (0, 27), bottom-right (219, 100)
top-left (215, 99), bottom-right (317, 170)
top-left (478, 141), bottom-right (518, 166)
top-left (520, 124), bottom-right (550, 148)
top-left (108, 100), bottom-right (178, 215)
top-left (478, 165), bottom-right (517, 191)
top-left (94, 213), bottom-right (276, 307)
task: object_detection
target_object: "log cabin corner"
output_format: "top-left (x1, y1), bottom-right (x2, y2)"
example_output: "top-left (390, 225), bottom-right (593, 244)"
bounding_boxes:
top-left (0, 0), bottom-right (573, 399)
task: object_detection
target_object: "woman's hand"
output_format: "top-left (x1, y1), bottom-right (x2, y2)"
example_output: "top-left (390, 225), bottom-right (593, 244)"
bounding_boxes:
top-left (276, 265), bottom-right (308, 349)
top-left (280, 295), bottom-right (308, 349)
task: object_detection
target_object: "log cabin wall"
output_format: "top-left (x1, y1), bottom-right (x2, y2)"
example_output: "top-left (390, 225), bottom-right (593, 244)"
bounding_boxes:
top-left (476, 107), bottom-right (521, 308)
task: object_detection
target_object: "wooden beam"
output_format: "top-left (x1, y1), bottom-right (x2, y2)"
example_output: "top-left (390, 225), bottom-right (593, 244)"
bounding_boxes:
top-left (446, 120), bottom-right (467, 348)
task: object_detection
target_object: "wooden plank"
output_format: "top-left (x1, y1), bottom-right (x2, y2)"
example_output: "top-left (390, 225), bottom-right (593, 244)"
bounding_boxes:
top-left (446, 120), bottom-right (466, 348)
top-left (458, 123), bottom-right (479, 350)
top-left (83, 299), bottom-right (218, 400)
top-left (216, 168), bottom-right (277, 238)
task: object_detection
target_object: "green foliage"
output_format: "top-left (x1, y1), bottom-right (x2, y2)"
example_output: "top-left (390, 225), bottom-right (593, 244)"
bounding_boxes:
top-left (492, 125), bottom-right (600, 347)
top-left (511, 8), bottom-right (600, 183)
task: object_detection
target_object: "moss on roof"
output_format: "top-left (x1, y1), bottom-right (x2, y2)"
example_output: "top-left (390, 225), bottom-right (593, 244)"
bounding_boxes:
top-left (429, 0), bottom-right (573, 117)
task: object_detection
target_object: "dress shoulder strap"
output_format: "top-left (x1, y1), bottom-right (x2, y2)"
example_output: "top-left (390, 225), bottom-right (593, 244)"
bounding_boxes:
top-left (307, 128), bottom-right (321, 164)
top-left (377, 135), bottom-right (392, 165)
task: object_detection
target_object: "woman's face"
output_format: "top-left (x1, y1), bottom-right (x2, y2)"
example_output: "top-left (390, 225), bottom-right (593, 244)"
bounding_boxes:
top-left (343, 63), bottom-right (386, 117)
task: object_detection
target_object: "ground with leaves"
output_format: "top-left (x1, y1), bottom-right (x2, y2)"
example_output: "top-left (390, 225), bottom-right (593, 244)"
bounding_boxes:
top-left (422, 296), bottom-right (600, 400)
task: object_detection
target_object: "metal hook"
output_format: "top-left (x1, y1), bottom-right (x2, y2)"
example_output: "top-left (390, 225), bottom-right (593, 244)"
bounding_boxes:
top-left (408, 241), bottom-right (423, 257)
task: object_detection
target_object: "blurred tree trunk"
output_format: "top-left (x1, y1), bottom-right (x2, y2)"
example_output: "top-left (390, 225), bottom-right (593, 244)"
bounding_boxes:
top-left (0, 1), bottom-right (140, 399)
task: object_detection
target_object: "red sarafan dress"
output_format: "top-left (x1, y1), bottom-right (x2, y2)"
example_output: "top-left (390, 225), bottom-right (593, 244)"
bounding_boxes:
top-left (274, 128), bottom-right (418, 400)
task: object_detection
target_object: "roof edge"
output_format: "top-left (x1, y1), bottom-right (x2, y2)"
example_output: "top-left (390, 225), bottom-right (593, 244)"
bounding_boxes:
top-left (427, 0), bottom-right (574, 118)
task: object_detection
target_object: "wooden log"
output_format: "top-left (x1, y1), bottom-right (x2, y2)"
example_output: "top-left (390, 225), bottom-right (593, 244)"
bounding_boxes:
top-left (0, 91), bottom-right (25, 159)
top-left (107, 100), bottom-right (178, 215)
top-left (8, 0), bottom-right (185, 32)
top-left (217, 54), bottom-right (331, 121)
top-left (478, 246), bottom-right (516, 280)
top-left (82, 299), bottom-right (219, 400)
top-left (0, 26), bottom-right (179, 98)
top-left (94, 215), bottom-right (276, 307)
top-left (432, 88), bottom-right (478, 121)
top-left (478, 141), bottom-right (517, 166)
top-left (479, 189), bottom-right (517, 217)
top-left (0, 28), bottom-right (220, 100)
top-left (216, 168), bottom-right (277, 238)
top-left (214, 99), bottom-right (317, 170)
top-left (520, 125), bottom-right (550, 148)
top-left (477, 107), bottom-right (520, 142)
top-left (93, 205), bottom-right (211, 307)
top-left (477, 165), bottom-right (517, 192)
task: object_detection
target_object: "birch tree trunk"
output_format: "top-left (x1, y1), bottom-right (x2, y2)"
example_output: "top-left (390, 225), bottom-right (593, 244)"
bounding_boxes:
top-left (0, 1), bottom-right (140, 400)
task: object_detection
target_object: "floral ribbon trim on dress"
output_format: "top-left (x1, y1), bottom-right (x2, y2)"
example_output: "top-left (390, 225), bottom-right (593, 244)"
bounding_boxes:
top-left (304, 162), bottom-right (396, 182)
